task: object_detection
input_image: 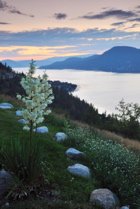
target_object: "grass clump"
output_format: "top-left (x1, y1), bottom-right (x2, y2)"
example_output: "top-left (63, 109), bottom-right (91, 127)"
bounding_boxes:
top-left (0, 137), bottom-right (43, 182)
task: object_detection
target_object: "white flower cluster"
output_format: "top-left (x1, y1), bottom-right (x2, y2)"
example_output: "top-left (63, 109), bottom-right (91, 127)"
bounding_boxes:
top-left (17, 61), bottom-right (54, 131)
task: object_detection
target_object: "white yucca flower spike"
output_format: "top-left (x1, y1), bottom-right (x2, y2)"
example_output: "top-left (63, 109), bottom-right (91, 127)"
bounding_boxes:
top-left (17, 60), bottom-right (54, 133)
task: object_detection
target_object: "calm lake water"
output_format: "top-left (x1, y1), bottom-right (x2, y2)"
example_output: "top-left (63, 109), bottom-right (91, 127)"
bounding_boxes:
top-left (14, 68), bottom-right (140, 114)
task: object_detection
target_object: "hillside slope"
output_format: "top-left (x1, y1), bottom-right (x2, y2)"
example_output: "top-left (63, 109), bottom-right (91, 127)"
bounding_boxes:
top-left (0, 95), bottom-right (139, 209)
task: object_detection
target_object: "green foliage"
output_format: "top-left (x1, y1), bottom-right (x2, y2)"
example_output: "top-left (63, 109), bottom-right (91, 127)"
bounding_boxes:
top-left (2, 200), bottom-right (95, 209)
top-left (135, 198), bottom-right (140, 209)
top-left (116, 99), bottom-right (140, 122)
top-left (0, 106), bottom-right (97, 207)
top-left (0, 137), bottom-right (43, 182)
top-left (0, 95), bottom-right (140, 208)
top-left (46, 113), bottom-right (67, 129)
top-left (63, 126), bottom-right (89, 148)
top-left (65, 126), bottom-right (140, 208)
top-left (115, 99), bottom-right (140, 138)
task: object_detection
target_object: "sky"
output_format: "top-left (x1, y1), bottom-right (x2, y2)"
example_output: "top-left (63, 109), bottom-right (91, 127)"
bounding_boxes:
top-left (0, 0), bottom-right (140, 60)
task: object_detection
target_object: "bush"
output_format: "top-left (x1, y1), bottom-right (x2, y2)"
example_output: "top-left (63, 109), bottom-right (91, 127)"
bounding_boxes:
top-left (65, 126), bottom-right (140, 208)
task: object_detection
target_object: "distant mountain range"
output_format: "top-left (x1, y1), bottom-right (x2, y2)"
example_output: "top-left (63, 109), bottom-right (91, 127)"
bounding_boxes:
top-left (1, 55), bottom-right (90, 68)
top-left (41, 46), bottom-right (140, 73)
top-left (1, 46), bottom-right (140, 73)
top-left (1, 57), bottom-right (69, 68)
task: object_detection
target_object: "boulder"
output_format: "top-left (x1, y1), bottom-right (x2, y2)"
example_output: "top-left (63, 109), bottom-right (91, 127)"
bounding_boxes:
top-left (90, 188), bottom-right (120, 209)
top-left (0, 103), bottom-right (13, 109)
top-left (0, 169), bottom-right (13, 197)
top-left (120, 206), bottom-right (130, 209)
top-left (16, 110), bottom-right (22, 117)
top-left (34, 126), bottom-right (48, 133)
top-left (65, 148), bottom-right (85, 159)
top-left (55, 132), bottom-right (67, 142)
top-left (18, 119), bottom-right (27, 124)
top-left (67, 163), bottom-right (91, 179)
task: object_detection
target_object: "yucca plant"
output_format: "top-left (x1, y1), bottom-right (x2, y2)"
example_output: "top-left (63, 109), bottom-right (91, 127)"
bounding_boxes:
top-left (0, 137), bottom-right (43, 183)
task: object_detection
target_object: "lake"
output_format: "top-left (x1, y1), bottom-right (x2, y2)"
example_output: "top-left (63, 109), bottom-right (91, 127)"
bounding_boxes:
top-left (14, 68), bottom-right (140, 114)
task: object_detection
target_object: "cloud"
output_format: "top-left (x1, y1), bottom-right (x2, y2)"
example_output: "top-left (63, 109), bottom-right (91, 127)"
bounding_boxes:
top-left (0, 0), bottom-right (8, 10)
top-left (111, 17), bottom-right (140, 27)
top-left (0, 27), bottom-right (140, 60)
top-left (81, 9), bottom-right (137, 20)
top-left (0, 22), bottom-right (10, 24)
top-left (0, 0), bottom-right (34, 17)
top-left (111, 21), bottom-right (125, 26)
top-left (129, 17), bottom-right (140, 22)
top-left (9, 8), bottom-right (34, 17)
top-left (0, 27), bottom-right (139, 47)
top-left (0, 45), bottom-right (87, 60)
top-left (54, 13), bottom-right (67, 20)
top-left (125, 23), bottom-right (140, 29)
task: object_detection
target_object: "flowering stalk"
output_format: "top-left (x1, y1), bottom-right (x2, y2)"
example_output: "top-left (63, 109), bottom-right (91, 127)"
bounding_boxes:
top-left (17, 60), bottom-right (54, 146)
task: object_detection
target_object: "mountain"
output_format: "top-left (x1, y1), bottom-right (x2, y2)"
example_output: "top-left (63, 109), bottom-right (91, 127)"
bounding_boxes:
top-left (1, 55), bottom-right (91, 68)
top-left (1, 57), bottom-right (71, 68)
top-left (43, 46), bottom-right (140, 73)
top-left (40, 55), bottom-right (98, 70)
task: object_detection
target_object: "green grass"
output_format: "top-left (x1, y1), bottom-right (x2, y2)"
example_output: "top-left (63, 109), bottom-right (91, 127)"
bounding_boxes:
top-left (0, 100), bottom-right (97, 209)
top-left (0, 96), bottom-right (140, 209)
top-left (3, 200), bottom-right (95, 209)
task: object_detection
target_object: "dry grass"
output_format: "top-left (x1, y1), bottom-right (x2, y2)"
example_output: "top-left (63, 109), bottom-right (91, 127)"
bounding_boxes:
top-left (97, 129), bottom-right (140, 152)
top-left (0, 94), bottom-right (23, 107)
top-left (71, 119), bottom-right (140, 152)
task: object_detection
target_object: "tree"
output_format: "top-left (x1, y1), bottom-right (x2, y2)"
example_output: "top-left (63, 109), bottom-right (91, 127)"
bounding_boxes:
top-left (116, 99), bottom-right (140, 122)
top-left (116, 99), bottom-right (140, 138)
top-left (17, 60), bottom-right (54, 145)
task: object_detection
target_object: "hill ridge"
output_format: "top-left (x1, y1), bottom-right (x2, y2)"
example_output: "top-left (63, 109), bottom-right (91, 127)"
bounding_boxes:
top-left (43, 46), bottom-right (140, 73)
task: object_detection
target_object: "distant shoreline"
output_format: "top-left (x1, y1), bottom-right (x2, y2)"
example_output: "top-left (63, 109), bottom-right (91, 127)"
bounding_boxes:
top-left (39, 68), bottom-right (140, 74)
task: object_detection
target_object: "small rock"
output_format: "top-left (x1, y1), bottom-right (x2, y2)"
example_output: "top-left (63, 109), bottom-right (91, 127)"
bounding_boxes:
top-left (0, 103), bottom-right (13, 109)
top-left (16, 110), bottom-right (22, 117)
top-left (4, 202), bottom-right (10, 207)
top-left (90, 188), bottom-right (120, 209)
top-left (18, 119), bottom-right (27, 124)
top-left (65, 148), bottom-right (85, 159)
top-left (0, 169), bottom-right (13, 198)
top-left (55, 132), bottom-right (67, 142)
top-left (67, 163), bottom-right (91, 179)
top-left (34, 126), bottom-right (49, 133)
top-left (120, 206), bottom-right (130, 209)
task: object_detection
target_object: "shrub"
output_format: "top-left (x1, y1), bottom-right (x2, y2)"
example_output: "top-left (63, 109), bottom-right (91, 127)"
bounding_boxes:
top-left (65, 126), bottom-right (140, 208)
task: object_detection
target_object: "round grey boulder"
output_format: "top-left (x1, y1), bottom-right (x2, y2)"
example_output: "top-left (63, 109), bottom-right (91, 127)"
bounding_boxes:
top-left (16, 110), bottom-right (22, 117)
top-left (0, 169), bottom-right (13, 197)
top-left (90, 188), bottom-right (120, 209)
top-left (0, 103), bottom-right (13, 109)
top-left (18, 119), bottom-right (27, 124)
top-left (34, 126), bottom-right (49, 133)
top-left (55, 132), bottom-right (67, 142)
top-left (65, 148), bottom-right (85, 159)
top-left (120, 206), bottom-right (130, 209)
top-left (67, 163), bottom-right (91, 179)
